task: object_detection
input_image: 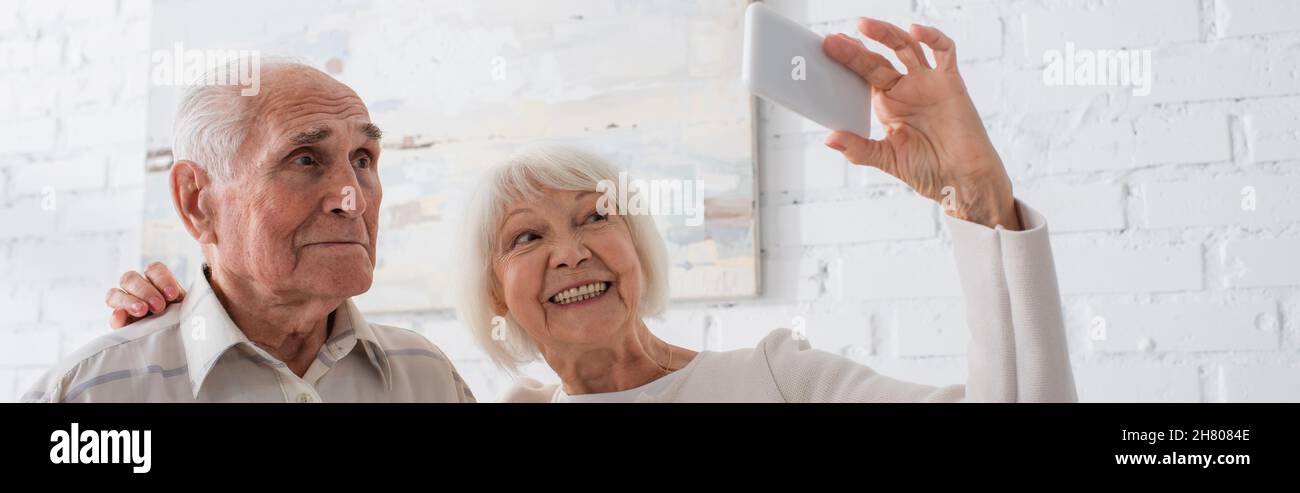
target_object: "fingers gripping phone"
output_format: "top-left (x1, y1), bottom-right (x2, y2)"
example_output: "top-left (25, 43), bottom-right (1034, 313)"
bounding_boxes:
top-left (742, 2), bottom-right (873, 137)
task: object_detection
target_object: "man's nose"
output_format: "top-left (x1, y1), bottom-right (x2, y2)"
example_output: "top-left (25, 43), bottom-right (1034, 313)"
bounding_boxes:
top-left (549, 233), bottom-right (592, 270)
top-left (323, 161), bottom-right (367, 218)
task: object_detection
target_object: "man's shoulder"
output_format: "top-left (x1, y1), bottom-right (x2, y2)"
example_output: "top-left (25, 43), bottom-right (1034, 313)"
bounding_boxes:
top-left (366, 323), bottom-right (475, 402)
top-left (22, 306), bottom-right (186, 402)
top-left (368, 323), bottom-right (457, 365)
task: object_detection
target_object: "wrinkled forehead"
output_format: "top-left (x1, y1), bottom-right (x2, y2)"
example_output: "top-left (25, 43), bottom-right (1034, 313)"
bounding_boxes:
top-left (500, 178), bottom-right (591, 207)
top-left (494, 188), bottom-right (602, 227)
top-left (251, 68), bottom-right (371, 133)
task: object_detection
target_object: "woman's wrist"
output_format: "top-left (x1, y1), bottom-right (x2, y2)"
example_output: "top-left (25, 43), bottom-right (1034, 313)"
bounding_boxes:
top-left (946, 201), bottom-right (1019, 230)
top-left (987, 197), bottom-right (1022, 231)
top-left (943, 176), bottom-right (1021, 231)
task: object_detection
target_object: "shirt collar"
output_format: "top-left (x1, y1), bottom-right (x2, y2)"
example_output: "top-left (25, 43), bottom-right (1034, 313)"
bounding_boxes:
top-left (330, 297), bottom-right (394, 391)
top-left (179, 265), bottom-right (392, 397)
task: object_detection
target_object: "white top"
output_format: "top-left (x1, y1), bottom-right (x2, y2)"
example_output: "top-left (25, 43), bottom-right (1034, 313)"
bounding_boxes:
top-left (504, 200), bottom-right (1078, 403)
top-left (554, 371), bottom-right (684, 403)
top-left (22, 268), bottom-right (476, 403)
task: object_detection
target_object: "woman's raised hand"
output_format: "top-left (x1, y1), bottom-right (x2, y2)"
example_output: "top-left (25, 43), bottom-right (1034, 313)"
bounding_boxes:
top-left (822, 18), bottom-right (1020, 230)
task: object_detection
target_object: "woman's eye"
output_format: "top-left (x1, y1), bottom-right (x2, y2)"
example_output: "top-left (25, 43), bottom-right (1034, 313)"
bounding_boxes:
top-left (512, 232), bottom-right (540, 246)
top-left (353, 156), bottom-right (371, 169)
top-left (292, 155), bottom-right (318, 167)
top-left (584, 211), bottom-right (609, 224)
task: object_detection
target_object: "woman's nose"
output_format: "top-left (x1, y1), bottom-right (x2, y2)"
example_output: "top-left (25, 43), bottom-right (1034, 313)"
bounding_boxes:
top-left (550, 235), bottom-right (592, 269)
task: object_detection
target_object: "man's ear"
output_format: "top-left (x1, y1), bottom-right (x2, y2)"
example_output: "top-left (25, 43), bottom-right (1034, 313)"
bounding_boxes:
top-left (170, 160), bottom-right (217, 244)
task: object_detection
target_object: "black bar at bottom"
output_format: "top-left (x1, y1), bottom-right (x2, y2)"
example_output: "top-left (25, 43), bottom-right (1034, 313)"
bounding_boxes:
top-left (0, 403), bottom-right (1291, 481)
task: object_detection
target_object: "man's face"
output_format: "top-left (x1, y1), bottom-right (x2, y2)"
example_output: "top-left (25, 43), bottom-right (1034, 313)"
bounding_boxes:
top-left (209, 69), bottom-right (383, 301)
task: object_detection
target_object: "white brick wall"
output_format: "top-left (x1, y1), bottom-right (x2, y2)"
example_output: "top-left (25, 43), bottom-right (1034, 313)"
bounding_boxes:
top-left (0, 0), bottom-right (151, 401)
top-left (1085, 300), bottom-right (1278, 353)
top-left (2, 0), bottom-right (1297, 402)
top-left (1074, 363), bottom-right (1202, 402)
top-left (1217, 365), bottom-right (1300, 402)
top-left (1222, 238), bottom-right (1300, 288)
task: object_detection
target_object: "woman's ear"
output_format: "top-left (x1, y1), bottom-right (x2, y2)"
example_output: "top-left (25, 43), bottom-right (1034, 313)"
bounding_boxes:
top-left (489, 283), bottom-right (509, 316)
top-left (171, 161), bottom-right (217, 244)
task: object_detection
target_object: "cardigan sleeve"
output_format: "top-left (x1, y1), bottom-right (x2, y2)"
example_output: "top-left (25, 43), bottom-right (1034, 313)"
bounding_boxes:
top-left (945, 199), bottom-right (1077, 402)
top-left (763, 200), bottom-right (1077, 403)
top-left (758, 329), bottom-right (966, 402)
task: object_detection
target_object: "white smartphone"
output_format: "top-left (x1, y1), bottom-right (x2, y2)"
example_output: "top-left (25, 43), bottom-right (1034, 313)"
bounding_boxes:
top-left (742, 2), bottom-right (873, 137)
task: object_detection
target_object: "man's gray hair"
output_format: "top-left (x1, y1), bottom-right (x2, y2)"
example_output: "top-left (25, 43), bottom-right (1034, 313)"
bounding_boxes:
top-left (171, 57), bottom-right (317, 180)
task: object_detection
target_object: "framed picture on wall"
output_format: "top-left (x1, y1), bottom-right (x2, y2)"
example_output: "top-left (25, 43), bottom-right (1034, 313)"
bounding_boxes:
top-left (142, 0), bottom-right (760, 312)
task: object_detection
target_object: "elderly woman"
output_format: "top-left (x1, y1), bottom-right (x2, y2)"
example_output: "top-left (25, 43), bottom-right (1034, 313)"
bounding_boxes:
top-left (105, 19), bottom-right (1075, 402)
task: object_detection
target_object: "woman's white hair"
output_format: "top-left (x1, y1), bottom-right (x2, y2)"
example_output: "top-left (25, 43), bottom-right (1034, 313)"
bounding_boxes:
top-left (171, 57), bottom-right (314, 180)
top-left (454, 144), bottom-right (671, 373)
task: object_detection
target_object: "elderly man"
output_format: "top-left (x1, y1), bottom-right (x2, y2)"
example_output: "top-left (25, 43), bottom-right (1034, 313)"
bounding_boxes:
top-left (23, 62), bottom-right (474, 403)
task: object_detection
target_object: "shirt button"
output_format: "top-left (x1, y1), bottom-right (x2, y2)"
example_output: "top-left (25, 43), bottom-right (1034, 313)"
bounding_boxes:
top-left (295, 393), bottom-right (315, 403)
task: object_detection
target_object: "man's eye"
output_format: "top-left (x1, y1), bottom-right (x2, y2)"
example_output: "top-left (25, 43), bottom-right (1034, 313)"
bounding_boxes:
top-left (513, 232), bottom-right (540, 246)
top-left (584, 211), bottom-right (609, 224)
top-left (353, 156), bottom-right (371, 169)
top-left (292, 155), bottom-right (318, 167)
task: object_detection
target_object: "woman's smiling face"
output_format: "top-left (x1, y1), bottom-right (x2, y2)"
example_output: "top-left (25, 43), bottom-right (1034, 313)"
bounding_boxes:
top-left (491, 188), bottom-right (645, 351)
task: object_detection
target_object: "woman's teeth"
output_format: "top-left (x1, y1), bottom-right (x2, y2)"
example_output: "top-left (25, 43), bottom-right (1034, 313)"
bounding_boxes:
top-left (550, 282), bottom-right (609, 305)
